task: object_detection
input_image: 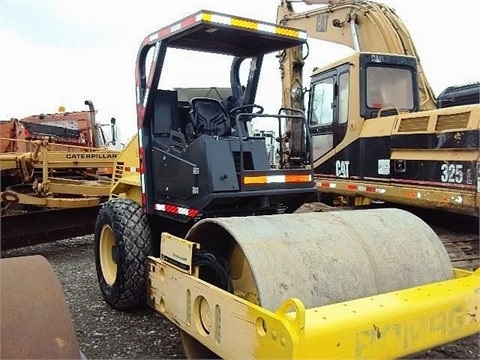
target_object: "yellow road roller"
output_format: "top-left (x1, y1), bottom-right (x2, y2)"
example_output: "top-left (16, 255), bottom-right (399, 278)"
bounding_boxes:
top-left (94, 10), bottom-right (480, 359)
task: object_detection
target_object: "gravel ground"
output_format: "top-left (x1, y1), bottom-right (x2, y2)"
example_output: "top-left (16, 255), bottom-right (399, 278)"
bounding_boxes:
top-left (2, 234), bottom-right (479, 359)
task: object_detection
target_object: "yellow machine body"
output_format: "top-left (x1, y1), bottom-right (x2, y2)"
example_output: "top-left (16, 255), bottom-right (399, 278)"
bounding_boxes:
top-left (108, 134), bottom-right (142, 203)
top-left (0, 139), bottom-right (117, 209)
top-left (149, 255), bottom-right (479, 359)
top-left (146, 209), bottom-right (480, 359)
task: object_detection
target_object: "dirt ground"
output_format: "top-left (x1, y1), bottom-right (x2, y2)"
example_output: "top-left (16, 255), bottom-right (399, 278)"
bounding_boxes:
top-left (2, 230), bottom-right (479, 360)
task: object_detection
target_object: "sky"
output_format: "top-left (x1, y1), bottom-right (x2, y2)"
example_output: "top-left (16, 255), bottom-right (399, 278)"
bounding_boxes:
top-left (1, 0), bottom-right (479, 144)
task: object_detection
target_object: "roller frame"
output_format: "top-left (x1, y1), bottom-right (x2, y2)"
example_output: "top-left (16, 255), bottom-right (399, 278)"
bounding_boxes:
top-left (147, 240), bottom-right (480, 359)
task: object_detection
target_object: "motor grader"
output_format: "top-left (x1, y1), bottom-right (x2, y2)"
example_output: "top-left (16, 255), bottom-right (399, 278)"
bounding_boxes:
top-left (92, 10), bottom-right (479, 359)
top-left (0, 101), bottom-right (119, 250)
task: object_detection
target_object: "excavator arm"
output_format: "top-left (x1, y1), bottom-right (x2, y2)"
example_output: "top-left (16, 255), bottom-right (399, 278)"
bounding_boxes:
top-left (276, 0), bottom-right (436, 112)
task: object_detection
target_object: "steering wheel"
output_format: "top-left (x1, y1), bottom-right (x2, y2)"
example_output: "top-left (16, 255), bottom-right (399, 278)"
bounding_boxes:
top-left (228, 104), bottom-right (264, 117)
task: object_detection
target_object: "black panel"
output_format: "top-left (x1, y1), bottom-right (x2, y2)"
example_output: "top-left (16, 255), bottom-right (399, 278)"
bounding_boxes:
top-left (438, 82), bottom-right (480, 108)
top-left (166, 19), bottom-right (305, 57)
top-left (152, 90), bottom-right (179, 136)
top-left (22, 121), bottom-right (81, 139)
top-left (314, 133), bottom-right (478, 190)
top-left (392, 160), bottom-right (477, 189)
top-left (392, 130), bottom-right (479, 149)
top-left (152, 148), bottom-right (198, 201)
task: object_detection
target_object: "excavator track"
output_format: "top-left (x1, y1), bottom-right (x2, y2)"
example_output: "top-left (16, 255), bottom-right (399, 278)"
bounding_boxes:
top-left (410, 207), bottom-right (479, 271)
top-left (433, 226), bottom-right (479, 270)
top-left (296, 202), bottom-right (479, 271)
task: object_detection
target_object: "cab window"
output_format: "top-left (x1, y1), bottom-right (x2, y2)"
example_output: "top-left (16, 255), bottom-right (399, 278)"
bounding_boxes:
top-left (338, 72), bottom-right (349, 124)
top-left (366, 66), bottom-right (414, 110)
top-left (310, 77), bottom-right (334, 126)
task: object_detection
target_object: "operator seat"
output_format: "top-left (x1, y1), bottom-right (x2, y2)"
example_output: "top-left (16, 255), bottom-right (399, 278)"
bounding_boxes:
top-left (186, 97), bottom-right (231, 143)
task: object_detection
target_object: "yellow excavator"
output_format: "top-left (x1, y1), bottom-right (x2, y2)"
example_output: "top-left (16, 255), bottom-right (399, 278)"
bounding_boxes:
top-left (277, 0), bottom-right (480, 216)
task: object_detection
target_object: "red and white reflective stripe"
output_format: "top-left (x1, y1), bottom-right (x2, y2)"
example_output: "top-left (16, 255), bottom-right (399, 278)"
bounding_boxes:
top-left (347, 183), bottom-right (386, 194)
top-left (147, 11), bottom-right (306, 44)
top-left (319, 181), bottom-right (386, 194)
top-left (244, 174), bottom-right (312, 185)
top-left (138, 129), bottom-right (143, 147)
top-left (136, 86), bottom-right (140, 104)
top-left (138, 129), bottom-right (146, 198)
top-left (128, 167), bottom-right (140, 173)
top-left (155, 204), bottom-right (199, 218)
top-left (319, 181), bottom-right (337, 189)
top-left (149, 15), bottom-right (196, 42)
top-left (143, 88), bottom-right (150, 107)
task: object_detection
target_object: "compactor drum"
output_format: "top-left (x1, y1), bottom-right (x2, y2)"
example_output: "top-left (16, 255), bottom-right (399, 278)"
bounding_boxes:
top-left (187, 208), bottom-right (452, 309)
top-left (0, 256), bottom-right (82, 359)
top-left (178, 208), bottom-right (453, 357)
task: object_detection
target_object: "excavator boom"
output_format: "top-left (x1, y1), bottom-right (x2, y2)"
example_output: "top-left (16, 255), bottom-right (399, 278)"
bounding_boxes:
top-left (277, 0), bottom-right (436, 110)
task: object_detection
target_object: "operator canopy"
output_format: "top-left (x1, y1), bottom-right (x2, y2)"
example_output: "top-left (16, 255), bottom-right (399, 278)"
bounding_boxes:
top-left (142, 10), bottom-right (307, 57)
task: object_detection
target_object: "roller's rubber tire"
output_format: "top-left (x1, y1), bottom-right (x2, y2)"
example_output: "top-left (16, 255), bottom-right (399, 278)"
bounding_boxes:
top-left (94, 198), bottom-right (153, 310)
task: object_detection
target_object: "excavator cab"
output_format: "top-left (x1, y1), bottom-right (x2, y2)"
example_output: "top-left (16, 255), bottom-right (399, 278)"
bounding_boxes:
top-left (135, 10), bottom-right (316, 221)
top-left (307, 52), bottom-right (420, 161)
top-left (303, 51), bottom-right (480, 215)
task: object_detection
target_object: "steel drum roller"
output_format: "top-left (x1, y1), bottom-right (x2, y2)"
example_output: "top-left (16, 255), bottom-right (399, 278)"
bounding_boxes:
top-left (181, 208), bottom-right (453, 357)
top-left (0, 255), bottom-right (81, 359)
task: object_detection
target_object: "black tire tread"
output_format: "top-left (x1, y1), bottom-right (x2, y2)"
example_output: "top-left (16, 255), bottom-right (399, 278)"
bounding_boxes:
top-left (94, 198), bottom-right (152, 310)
